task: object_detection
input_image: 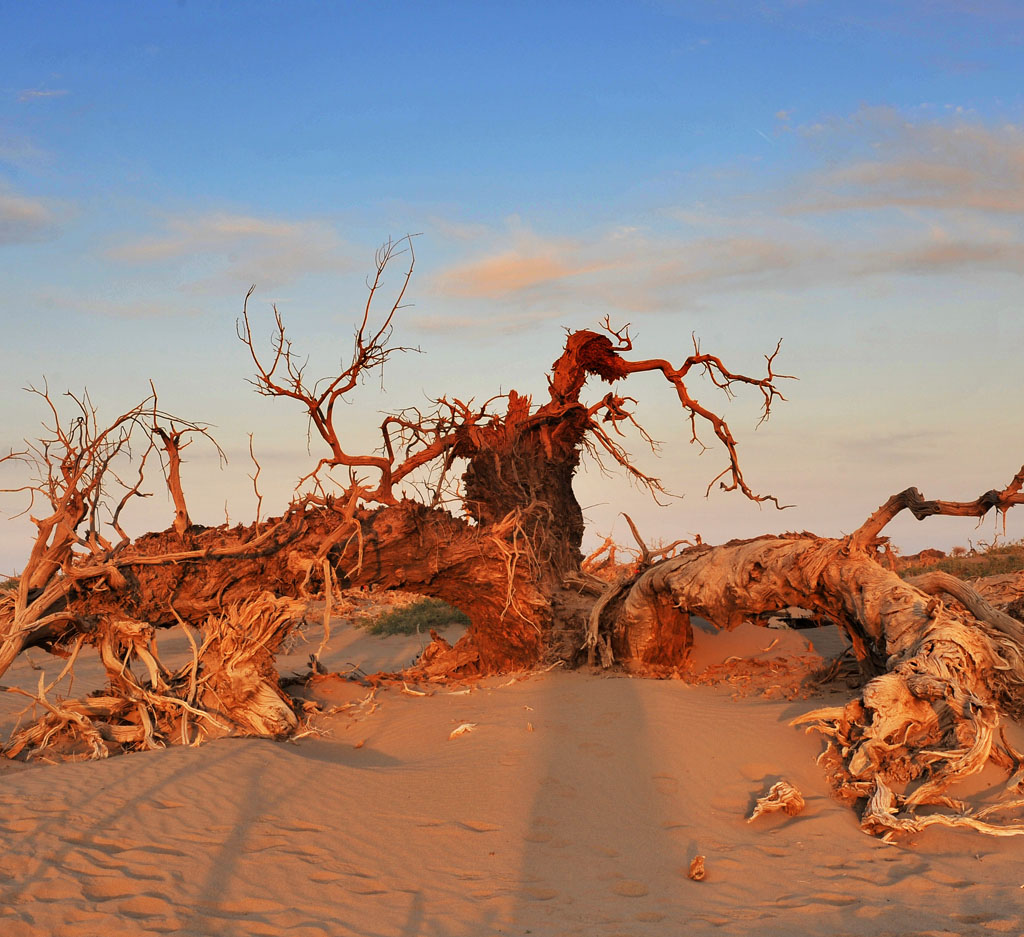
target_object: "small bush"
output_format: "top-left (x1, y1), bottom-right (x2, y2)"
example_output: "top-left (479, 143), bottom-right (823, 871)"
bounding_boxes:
top-left (366, 597), bottom-right (470, 636)
top-left (900, 541), bottom-right (1024, 580)
top-left (0, 577), bottom-right (17, 592)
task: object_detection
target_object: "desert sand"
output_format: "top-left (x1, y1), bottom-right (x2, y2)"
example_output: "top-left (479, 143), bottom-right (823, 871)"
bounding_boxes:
top-left (2, 613), bottom-right (1023, 937)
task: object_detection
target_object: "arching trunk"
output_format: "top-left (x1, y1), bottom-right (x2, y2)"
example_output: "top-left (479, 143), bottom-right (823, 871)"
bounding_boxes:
top-left (606, 532), bottom-right (1024, 838)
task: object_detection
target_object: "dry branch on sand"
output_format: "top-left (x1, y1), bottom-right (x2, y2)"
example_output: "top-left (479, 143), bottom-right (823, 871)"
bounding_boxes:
top-left (2, 240), bottom-right (1024, 842)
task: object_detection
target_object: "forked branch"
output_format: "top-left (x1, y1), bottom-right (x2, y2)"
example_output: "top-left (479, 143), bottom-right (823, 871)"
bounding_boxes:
top-left (237, 236), bottom-right (423, 502)
top-left (554, 326), bottom-right (793, 508)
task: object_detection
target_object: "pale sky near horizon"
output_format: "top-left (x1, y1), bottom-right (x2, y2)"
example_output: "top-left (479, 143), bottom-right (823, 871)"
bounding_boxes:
top-left (1, 0), bottom-right (1023, 575)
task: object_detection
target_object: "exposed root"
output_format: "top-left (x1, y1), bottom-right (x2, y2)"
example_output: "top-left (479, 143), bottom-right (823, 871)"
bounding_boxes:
top-left (862, 778), bottom-right (1024, 842)
top-left (3, 593), bottom-right (304, 761)
top-left (748, 780), bottom-right (805, 821)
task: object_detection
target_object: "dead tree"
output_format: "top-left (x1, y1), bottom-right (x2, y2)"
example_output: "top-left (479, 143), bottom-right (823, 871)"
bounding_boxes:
top-left (228, 237), bottom-right (789, 673)
top-left (0, 238), bottom-right (787, 749)
top-left (3, 239), bottom-right (1024, 839)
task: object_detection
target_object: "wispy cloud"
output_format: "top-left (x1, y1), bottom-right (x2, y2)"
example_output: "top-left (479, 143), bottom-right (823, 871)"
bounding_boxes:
top-left (33, 288), bottom-right (204, 320)
top-left (109, 213), bottom-right (326, 262)
top-left (420, 224), bottom-right (816, 329)
top-left (856, 238), bottom-right (1024, 276)
top-left (433, 248), bottom-right (606, 299)
top-left (420, 108), bottom-right (1024, 332)
top-left (0, 129), bottom-right (50, 169)
top-left (838, 429), bottom-right (952, 466)
top-left (0, 188), bottom-right (58, 244)
top-left (17, 88), bottom-right (69, 102)
top-left (107, 211), bottom-right (353, 291)
top-left (796, 107), bottom-right (1024, 215)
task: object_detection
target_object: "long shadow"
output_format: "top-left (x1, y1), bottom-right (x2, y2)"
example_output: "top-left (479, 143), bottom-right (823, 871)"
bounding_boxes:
top-left (0, 741), bottom-right (242, 910)
top-left (507, 669), bottom-right (682, 933)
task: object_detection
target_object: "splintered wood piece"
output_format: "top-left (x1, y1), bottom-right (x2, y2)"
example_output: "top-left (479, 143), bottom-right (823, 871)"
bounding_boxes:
top-left (748, 780), bottom-right (805, 822)
top-left (448, 722), bottom-right (477, 740)
top-left (687, 855), bottom-right (706, 881)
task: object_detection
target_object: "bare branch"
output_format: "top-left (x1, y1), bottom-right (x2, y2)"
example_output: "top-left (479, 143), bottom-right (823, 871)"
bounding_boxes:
top-left (852, 464), bottom-right (1024, 550)
top-left (239, 236), bottom-right (427, 505)
top-left (248, 434), bottom-right (264, 531)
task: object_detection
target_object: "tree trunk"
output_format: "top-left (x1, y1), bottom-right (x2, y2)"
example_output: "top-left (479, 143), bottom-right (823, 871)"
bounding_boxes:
top-left (606, 532), bottom-right (1024, 838)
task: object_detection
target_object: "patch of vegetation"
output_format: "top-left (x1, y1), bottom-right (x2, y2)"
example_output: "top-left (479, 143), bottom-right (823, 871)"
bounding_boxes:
top-left (900, 541), bottom-right (1024, 580)
top-left (0, 577), bottom-right (17, 592)
top-left (365, 597), bottom-right (470, 636)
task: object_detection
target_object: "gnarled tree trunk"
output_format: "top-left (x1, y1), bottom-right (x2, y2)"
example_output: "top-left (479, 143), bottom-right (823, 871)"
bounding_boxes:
top-left (600, 472), bottom-right (1024, 838)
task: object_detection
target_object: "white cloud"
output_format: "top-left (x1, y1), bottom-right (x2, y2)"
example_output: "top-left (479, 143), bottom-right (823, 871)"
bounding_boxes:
top-left (17, 88), bottom-right (69, 102)
top-left (107, 211), bottom-right (353, 291)
top-left (796, 107), bottom-right (1024, 215)
top-left (0, 188), bottom-right (58, 244)
top-left (420, 110), bottom-right (1024, 332)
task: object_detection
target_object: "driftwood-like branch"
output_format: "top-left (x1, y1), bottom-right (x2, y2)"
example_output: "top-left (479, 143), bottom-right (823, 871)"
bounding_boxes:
top-left (610, 528), bottom-right (1024, 839)
top-left (549, 327), bottom-right (793, 509)
top-left (853, 464), bottom-right (1024, 548)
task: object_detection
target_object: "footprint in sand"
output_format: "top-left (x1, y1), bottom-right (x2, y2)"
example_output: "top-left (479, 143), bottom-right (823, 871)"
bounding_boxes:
top-left (521, 886), bottom-right (559, 901)
top-left (113, 894), bottom-right (178, 917)
top-left (739, 761), bottom-right (778, 781)
top-left (810, 891), bottom-right (858, 907)
top-left (852, 904), bottom-right (886, 920)
top-left (2, 817), bottom-right (38, 834)
top-left (924, 869), bottom-right (973, 889)
top-left (952, 913), bottom-right (999, 926)
top-left (652, 774), bottom-right (679, 795)
top-left (308, 871), bottom-right (343, 884)
top-left (25, 876), bottom-right (85, 902)
top-left (456, 820), bottom-right (501, 833)
top-left (83, 878), bottom-right (151, 901)
top-left (539, 776), bottom-right (578, 798)
top-left (612, 880), bottom-right (649, 897)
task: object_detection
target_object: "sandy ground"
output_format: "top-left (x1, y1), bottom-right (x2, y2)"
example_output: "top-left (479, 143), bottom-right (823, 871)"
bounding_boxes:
top-left (2, 615), bottom-right (1024, 937)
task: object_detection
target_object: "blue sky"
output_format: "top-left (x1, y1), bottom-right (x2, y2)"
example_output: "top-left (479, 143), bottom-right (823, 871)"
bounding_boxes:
top-left (2, 1), bottom-right (1023, 572)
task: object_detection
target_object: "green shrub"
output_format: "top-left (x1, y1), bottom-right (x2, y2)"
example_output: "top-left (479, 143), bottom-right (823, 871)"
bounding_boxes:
top-left (366, 598), bottom-right (470, 636)
top-left (900, 542), bottom-right (1024, 580)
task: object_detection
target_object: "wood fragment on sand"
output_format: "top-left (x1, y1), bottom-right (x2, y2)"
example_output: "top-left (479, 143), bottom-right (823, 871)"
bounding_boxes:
top-left (687, 855), bottom-right (706, 881)
top-left (748, 780), bottom-right (805, 822)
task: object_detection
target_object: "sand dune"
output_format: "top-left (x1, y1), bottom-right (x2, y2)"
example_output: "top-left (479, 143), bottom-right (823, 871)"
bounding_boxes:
top-left (2, 618), bottom-right (1024, 937)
